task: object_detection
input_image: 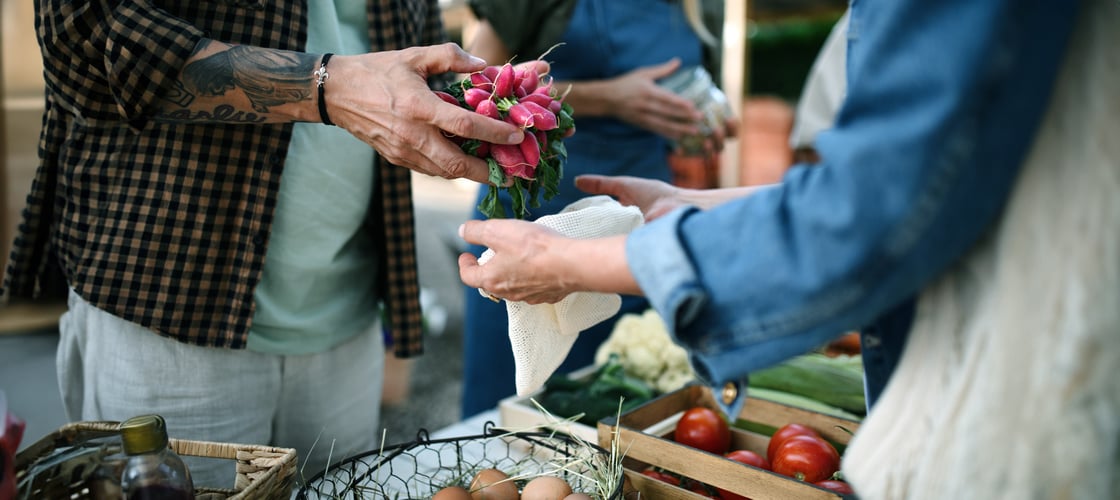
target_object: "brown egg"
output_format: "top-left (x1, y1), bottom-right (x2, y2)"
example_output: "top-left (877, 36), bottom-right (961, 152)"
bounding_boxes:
top-left (469, 468), bottom-right (519, 500)
top-left (563, 494), bottom-right (594, 500)
top-left (520, 475), bottom-right (573, 500)
top-left (432, 486), bottom-right (473, 500)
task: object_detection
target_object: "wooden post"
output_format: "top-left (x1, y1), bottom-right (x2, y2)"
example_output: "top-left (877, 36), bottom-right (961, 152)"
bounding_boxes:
top-left (1, 3), bottom-right (9, 272)
top-left (719, 0), bottom-right (749, 188)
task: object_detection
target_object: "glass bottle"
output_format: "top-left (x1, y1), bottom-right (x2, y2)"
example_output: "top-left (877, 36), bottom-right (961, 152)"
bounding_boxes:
top-left (658, 66), bottom-right (734, 156)
top-left (119, 415), bottom-right (195, 500)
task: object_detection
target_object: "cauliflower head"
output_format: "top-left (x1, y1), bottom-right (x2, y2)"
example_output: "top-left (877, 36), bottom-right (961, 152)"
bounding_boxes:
top-left (595, 309), bottom-right (695, 393)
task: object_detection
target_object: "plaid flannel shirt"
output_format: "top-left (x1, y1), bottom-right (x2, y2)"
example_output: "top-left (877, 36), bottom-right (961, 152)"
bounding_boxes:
top-left (1, 0), bottom-right (443, 357)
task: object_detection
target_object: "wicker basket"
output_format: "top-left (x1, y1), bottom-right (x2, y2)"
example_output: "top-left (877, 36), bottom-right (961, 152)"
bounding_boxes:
top-left (15, 420), bottom-right (297, 499)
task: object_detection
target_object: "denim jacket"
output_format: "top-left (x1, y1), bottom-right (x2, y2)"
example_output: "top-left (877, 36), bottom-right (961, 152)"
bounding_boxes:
top-left (627, 0), bottom-right (1079, 417)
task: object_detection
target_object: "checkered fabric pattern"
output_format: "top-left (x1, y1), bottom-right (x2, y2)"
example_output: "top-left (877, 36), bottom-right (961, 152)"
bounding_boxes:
top-left (2, 0), bottom-right (442, 357)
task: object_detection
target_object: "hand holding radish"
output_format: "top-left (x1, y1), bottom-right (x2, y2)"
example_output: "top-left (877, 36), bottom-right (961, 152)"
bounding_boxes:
top-left (325, 44), bottom-right (537, 184)
top-left (436, 61), bottom-right (576, 219)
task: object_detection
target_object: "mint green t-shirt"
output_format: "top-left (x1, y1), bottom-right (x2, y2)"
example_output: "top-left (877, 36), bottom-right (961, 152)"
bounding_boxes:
top-left (248, 0), bottom-right (378, 355)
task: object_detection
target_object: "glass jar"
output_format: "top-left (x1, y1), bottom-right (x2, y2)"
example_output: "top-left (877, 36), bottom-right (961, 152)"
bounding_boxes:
top-left (119, 415), bottom-right (194, 500)
top-left (658, 66), bottom-right (734, 156)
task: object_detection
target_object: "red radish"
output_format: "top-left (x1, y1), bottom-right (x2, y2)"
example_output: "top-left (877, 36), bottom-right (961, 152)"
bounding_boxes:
top-left (533, 79), bottom-right (553, 95)
top-left (475, 99), bottom-right (500, 119)
top-left (507, 103), bottom-right (536, 128)
top-left (535, 130), bottom-right (547, 152)
top-left (474, 141), bottom-right (490, 158)
top-left (519, 74), bottom-right (539, 95)
top-left (432, 90), bottom-right (459, 106)
top-left (491, 143), bottom-right (533, 179)
top-left (493, 63), bottom-right (516, 98)
top-left (519, 93), bottom-right (553, 110)
top-left (520, 101), bottom-right (557, 130)
top-left (464, 88), bottom-right (490, 109)
top-left (439, 63), bottom-right (575, 219)
top-left (518, 131), bottom-right (541, 169)
top-left (469, 72), bottom-right (493, 91)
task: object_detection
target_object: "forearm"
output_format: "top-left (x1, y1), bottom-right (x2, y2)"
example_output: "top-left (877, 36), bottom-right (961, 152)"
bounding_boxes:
top-left (155, 39), bottom-right (321, 125)
top-left (681, 185), bottom-right (771, 210)
top-left (466, 19), bottom-right (512, 66)
top-left (553, 79), bottom-right (615, 118)
top-left (560, 235), bottom-right (641, 295)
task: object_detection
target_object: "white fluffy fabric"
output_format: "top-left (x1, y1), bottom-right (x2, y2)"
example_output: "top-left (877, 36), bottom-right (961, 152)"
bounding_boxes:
top-left (477, 196), bottom-right (644, 396)
top-left (843, 1), bottom-right (1120, 498)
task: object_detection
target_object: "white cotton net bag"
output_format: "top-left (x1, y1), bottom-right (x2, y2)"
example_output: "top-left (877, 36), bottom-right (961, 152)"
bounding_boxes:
top-left (477, 196), bottom-right (644, 396)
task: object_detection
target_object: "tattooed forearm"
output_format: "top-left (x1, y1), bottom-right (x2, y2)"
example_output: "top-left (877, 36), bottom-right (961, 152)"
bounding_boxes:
top-left (224, 47), bottom-right (318, 112)
top-left (157, 39), bottom-right (319, 124)
top-left (162, 80), bottom-right (195, 108)
top-left (160, 104), bottom-right (268, 124)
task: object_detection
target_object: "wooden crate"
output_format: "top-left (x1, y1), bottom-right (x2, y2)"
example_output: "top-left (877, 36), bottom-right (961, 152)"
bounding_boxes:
top-left (598, 384), bottom-right (860, 500)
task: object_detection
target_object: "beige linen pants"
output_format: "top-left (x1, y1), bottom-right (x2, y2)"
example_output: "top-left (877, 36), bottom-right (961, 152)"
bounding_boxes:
top-left (57, 288), bottom-right (385, 489)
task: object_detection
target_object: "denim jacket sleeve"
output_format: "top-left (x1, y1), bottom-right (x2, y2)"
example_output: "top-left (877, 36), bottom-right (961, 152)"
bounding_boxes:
top-left (626, 0), bottom-right (1078, 414)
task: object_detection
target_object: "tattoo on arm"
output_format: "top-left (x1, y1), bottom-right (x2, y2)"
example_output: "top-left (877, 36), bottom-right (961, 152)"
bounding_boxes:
top-left (158, 40), bottom-right (319, 124)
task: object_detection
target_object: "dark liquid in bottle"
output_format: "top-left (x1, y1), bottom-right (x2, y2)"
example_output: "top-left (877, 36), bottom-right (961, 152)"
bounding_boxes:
top-left (128, 484), bottom-right (194, 500)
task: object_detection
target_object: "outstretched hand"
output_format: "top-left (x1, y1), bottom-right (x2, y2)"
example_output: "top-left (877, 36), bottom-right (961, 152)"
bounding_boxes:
top-left (575, 174), bottom-right (686, 220)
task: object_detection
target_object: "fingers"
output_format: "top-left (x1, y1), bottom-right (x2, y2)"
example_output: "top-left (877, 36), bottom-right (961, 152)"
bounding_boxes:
top-left (513, 59), bottom-right (550, 78)
top-left (574, 174), bottom-right (621, 197)
top-left (457, 252), bottom-right (485, 289)
top-left (645, 113), bottom-right (702, 140)
top-left (430, 92), bottom-right (524, 147)
top-left (414, 43), bottom-right (489, 76)
top-left (458, 219), bottom-right (505, 248)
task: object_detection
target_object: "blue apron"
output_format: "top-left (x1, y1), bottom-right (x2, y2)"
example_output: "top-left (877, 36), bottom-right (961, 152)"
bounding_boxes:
top-left (462, 0), bottom-right (706, 417)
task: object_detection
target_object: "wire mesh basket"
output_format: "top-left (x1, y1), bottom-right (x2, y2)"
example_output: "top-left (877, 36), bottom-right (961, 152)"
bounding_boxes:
top-left (297, 421), bottom-right (623, 499)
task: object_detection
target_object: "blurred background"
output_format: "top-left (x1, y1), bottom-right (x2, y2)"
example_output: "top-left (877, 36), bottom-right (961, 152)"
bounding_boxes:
top-left (1, 0), bottom-right (846, 450)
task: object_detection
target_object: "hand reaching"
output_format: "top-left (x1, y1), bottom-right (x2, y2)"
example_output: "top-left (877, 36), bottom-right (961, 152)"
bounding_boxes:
top-left (575, 175), bottom-right (686, 220)
top-left (577, 174), bottom-right (771, 220)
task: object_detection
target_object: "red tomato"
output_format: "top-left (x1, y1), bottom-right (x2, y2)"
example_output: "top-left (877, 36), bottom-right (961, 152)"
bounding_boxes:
top-left (686, 480), bottom-right (720, 499)
top-left (771, 435), bottom-right (841, 483)
top-left (725, 449), bottom-right (771, 471)
top-left (674, 407), bottom-right (731, 455)
top-left (640, 468), bottom-right (681, 486)
top-left (715, 450), bottom-right (768, 500)
top-left (766, 423), bottom-right (819, 462)
top-left (814, 479), bottom-right (854, 494)
top-left (718, 490), bottom-right (752, 500)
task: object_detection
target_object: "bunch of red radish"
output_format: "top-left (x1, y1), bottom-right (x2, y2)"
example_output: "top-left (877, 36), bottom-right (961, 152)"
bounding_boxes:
top-left (435, 63), bottom-right (575, 219)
